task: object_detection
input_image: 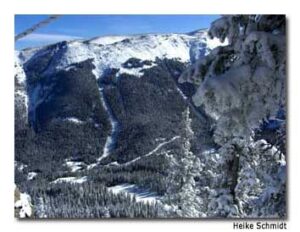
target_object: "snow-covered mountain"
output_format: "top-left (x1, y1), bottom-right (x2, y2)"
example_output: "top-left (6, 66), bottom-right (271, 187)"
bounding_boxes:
top-left (15, 28), bottom-right (222, 181)
top-left (15, 17), bottom-right (286, 219)
top-left (18, 29), bottom-right (223, 78)
top-left (15, 28), bottom-right (224, 218)
top-left (15, 29), bottom-right (224, 162)
top-left (15, 30), bottom-right (223, 135)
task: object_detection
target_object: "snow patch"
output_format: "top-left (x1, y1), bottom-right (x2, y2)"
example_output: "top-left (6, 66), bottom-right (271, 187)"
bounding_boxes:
top-left (27, 172), bottom-right (37, 180)
top-left (15, 162), bottom-right (28, 172)
top-left (155, 137), bottom-right (166, 142)
top-left (118, 62), bottom-right (156, 77)
top-left (202, 148), bottom-right (217, 156)
top-left (15, 193), bottom-right (32, 218)
top-left (51, 176), bottom-right (88, 184)
top-left (176, 87), bottom-right (188, 100)
top-left (15, 54), bottom-right (27, 84)
top-left (108, 184), bottom-right (160, 204)
top-left (107, 161), bottom-right (120, 166)
top-left (62, 117), bottom-right (85, 124)
top-left (64, 160), bottom-right (86, 172)
top-left (86, 163), bottom-right (97, 170)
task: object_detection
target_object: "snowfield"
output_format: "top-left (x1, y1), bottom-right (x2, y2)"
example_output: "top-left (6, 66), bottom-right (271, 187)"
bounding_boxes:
top-left (108, 184), bottom-right (161, 204)
top-left (16, 29), bottom-right (225, 173)
top-left (51, 176), bottom-right (88, 184)
top-left (64, 159), bottom-right (86, 172)
top-left (18, 29), bottom-right (225, 80)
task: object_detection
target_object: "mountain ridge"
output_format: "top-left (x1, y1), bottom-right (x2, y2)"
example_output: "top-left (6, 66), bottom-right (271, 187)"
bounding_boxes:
top-left (15, 27), bottom-right (219, 176)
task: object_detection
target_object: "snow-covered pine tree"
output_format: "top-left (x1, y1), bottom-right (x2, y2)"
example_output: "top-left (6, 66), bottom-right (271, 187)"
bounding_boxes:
top-left (179, 15), bottom-right (286, 144)
top-left (163, 107), bottom-right (202, 218)
top-left (179, 15), bottom-right (286, 218)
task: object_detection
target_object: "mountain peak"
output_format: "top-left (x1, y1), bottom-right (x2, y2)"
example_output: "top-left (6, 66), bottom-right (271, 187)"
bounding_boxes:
top-left (18, 29), bottom-right (225, 79)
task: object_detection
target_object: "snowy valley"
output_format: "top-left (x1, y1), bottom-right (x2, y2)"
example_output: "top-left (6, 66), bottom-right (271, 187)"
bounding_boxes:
top-left (15, 15), bottom-right (286, 219)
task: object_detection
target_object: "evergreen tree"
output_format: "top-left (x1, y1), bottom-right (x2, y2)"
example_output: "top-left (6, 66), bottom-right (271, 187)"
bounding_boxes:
top-left (179, 15), bottom-right (286, 218)
top-left (164, 107), bottom-right (202, 217)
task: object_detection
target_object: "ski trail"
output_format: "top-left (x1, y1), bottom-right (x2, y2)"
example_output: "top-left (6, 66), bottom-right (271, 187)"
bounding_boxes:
top-left (86, 67), bottom-right (120, 169)
top-left (118, 136), bottom-right (180, 167)
top-left (97, 87), bottom-right (119, 163)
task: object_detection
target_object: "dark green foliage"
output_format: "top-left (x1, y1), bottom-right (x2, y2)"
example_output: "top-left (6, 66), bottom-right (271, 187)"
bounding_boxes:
top-left (16, 59), bottom-right (111, 178)
top-left (23, 181), bottom-right (160, 218)
top-left (15, 56), bottom-right (215, 218)
top-left (122, 57), bottom-right (153, 69)
top-left (254, 108), bottom-right (286, 154)
top-left (34, 59), bottom-right (109, 131)
top-left (89, 153), bottom-right (169, 195)
top-left (100, 59), bottom-right (192, 164)
top-left (24, 41), bottom-right (68, 79)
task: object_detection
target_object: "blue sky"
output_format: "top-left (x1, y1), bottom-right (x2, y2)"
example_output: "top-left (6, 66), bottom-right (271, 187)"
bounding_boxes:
top-left (15, 15), bottom-right (219, 50)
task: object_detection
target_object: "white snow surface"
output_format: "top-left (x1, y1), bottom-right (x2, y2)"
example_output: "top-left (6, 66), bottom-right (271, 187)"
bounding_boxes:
top-left (18, 30), bottom-right (224, 79)
top-left (64, 159), bottom-right (86, 172)
top-left (62, 117), bottom-right (85, 124)
top-left (27, 172), bottom-right (37, 180)
top-left (88, 136), bottom-right (179, 170)
top-left (88, 35), bottom-right (132, 45)
top-left (15, 192), bottom-right (32, 218)
top-left (15, 52), bottom-right (27, 84)
top-left (96, 87), bottom-right (118, 163)
top-left (122, 136), bottom-right (180, 166)
top-left (15, 54), bottom-right (29, 114)
top-left (51, 176), bottom-right (88, 184)
top-left (15, 161), bottom-right (28, 172)
top-left (98, 135), bottom-right (113, 162)
top-left (108, 184), bottom-right (161, 204)
top-left (15, 30), bottom-right (224, 170)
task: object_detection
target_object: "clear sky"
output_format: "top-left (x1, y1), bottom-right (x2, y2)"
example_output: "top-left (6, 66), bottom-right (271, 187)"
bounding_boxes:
top-left (15, 15), bottom-right (219, 50)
